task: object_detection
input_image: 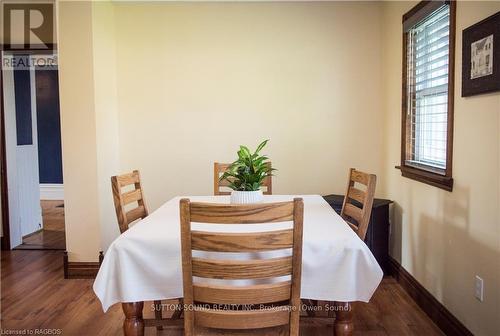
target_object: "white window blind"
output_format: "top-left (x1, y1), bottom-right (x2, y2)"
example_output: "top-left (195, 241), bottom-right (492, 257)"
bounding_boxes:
top-left (406, 5), bottom-right (450, 172)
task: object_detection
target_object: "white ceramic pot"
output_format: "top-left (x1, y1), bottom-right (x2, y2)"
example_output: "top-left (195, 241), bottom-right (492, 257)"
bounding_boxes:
top-left (230, 190), bottom-right (263, 204)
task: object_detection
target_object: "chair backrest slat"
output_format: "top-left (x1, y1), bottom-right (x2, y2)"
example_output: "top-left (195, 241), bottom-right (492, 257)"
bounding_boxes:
top-left (193, 308), bottom-right (290, 330)
top-left (347, 186), bottom-right (366, 204)
top-left (116, 172), bottom-right (140, 187)
top-left (191, 229), bottom-right (293, 252)
top-left (218, 179), bottom-right (232, 187)
top-left (340, 168), bottom-right (377, 240)
top-left (192, 256), bottom-right (293, 280)
top-left (111, 170), bottom-right (149, 234)
top-left (126, 205), bottom-right (147, 224)
top-left (180, 198), bottom-right (303, 335)
top-left (193, 281), bottom-right (291, 305)
top-left (343, 203), bottom-right (363, 222)
top-left (351, 170), bottom-right (370, 185)
top-left (190, 201), bottom-right (293, 224)
top-left (214, 162), bottom-right (273, 195)
top-left (122, 189), bottom-right (143, 206)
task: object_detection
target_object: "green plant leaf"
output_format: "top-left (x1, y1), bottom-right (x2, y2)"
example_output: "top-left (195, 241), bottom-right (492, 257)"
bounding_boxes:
top-left (218, 140), bottom-right (277, 191)
top-left (239, 146), bottom-right (251, 159)
top-left (255, 139), bottom-right (269, 154)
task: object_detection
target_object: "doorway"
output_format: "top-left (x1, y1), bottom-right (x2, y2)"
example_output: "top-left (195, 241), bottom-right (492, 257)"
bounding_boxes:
top-left (1, 52), bottom-right (65, 250)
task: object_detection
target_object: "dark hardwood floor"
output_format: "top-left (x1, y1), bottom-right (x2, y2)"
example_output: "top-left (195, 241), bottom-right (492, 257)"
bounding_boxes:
top-left (15, 200), bottom-right (66, 250)
top-left (0, 249), bottom-right (443, 335)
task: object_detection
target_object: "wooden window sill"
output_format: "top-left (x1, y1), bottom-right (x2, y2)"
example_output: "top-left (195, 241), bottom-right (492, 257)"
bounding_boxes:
top-left (395, 165), bottom-right (453, 192)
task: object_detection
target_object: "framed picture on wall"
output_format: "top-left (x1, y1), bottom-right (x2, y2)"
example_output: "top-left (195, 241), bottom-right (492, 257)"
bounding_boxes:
top-left (462, 11), bottom-right (500, 97)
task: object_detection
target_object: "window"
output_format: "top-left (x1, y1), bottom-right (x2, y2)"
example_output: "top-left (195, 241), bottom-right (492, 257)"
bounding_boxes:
top-left (399, 0), bottom-right (456, 191)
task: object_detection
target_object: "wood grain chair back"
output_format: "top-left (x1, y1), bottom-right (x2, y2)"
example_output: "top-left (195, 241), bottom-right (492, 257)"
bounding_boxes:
top-left (179, 198), bottom-right (304, 336)
top-left (213, 162), bottom-right (273, 195)
top-left (111, 170), bottom-right (149, 234)
top-left (341, 168), bottom-right (377, 240)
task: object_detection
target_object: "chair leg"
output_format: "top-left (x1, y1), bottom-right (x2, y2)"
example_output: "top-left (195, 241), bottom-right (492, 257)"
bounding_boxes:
top-left (171, 298), bottom-right (184, 319)
top-left (302, 299), bottom-right (317, 317)
top-left (327, 300), bottom-right (335, 318)
top-left (154, 300), bottom-right (163, 331)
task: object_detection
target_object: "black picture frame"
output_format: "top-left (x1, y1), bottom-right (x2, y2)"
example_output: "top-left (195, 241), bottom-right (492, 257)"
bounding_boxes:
top-left (462, 11), bottom-right (500, 97)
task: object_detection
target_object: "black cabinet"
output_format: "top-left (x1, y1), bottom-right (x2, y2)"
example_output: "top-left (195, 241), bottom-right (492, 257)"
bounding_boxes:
top-left (323, 194), bottom-right (392, 274)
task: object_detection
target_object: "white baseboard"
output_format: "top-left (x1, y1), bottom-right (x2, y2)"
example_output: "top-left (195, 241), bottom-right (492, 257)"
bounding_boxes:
top-left (40, 184), bottom-right (64, 200)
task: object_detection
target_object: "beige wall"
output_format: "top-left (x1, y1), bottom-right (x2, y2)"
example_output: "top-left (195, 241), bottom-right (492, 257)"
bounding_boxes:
top-left (59, 0), bottom-right (385, 256)
top-left (57, 1), bottom-right (500, 333)
top-left (92, 1), bottom-right (122, 253)
top-left (58, 1), bottom-right (101, 262)
top-left (58, 0), bottom-right (122, 259)
top-left (113, 2), bottom-right (385, 211)
top-left (381, 2), bottom-right (500, 335)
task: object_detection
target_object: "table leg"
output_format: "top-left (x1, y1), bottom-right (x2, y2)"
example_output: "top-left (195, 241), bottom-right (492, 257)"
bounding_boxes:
top-left (333, 301), bottom-right (353, 336)
top-left (154, 300), bottom-right (163, 331)
top-left (122, 302), bottom-right (145, 336)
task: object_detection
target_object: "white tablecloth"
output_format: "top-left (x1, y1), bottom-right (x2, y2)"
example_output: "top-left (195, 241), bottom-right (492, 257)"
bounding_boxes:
top-left (94, 195), bottom-right (383, 312)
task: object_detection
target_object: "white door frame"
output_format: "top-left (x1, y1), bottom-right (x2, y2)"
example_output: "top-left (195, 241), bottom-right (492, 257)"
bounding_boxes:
top-left (2, 53), bottom-right (43, 247)
top-left (2, 53), bottom-right (22, 248)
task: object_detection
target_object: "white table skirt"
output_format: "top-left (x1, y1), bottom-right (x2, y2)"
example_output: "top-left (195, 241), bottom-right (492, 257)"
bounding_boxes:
top-left (94, 195), bottom-right (383, 312)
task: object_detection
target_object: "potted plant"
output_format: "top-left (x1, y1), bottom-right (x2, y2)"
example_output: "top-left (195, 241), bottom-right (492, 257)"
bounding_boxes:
top-left (220, 140), bottom-right (275, 204)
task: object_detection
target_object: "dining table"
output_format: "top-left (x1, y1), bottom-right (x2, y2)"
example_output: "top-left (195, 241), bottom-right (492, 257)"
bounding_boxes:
top-left (94, 194), bottom-right (383, 335)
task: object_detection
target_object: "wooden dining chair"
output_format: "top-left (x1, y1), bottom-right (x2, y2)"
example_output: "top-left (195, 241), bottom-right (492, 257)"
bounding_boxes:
top-left (340, 168), bottom-right (377, 241)
top-left (303, 168), bottom-right (376, 319)
top-left (111, 170), bottom-right (182, 330)
top-left (213, 162), bottom-right (273, 195)
top-left (111, 170), bottom-right (149, 234)
top-left (179, 198), bottom-right (304, 335)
